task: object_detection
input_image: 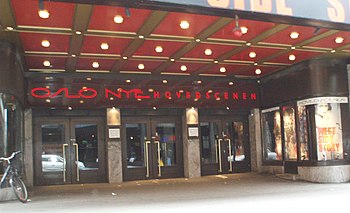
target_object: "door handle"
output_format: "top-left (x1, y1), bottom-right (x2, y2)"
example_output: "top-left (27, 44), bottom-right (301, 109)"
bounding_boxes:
top-left (217, 139), bottom-right (223, 172)
top-left (145, 140), bottom-right (151, 177)
top-left (154, 141), bottom-right (161, 177)
top-left (226, 138), bottom-right (233, 172)
top-left (73, 143), bottom-right (80, 181)
top-left (62, 143), bottom-right (68, 182)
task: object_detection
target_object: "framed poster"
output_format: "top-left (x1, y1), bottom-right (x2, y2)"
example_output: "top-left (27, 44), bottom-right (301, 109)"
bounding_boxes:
top-left (188, 127), bottom-right (199, 137)
top-left (109, 128), bottom-right (120, 139)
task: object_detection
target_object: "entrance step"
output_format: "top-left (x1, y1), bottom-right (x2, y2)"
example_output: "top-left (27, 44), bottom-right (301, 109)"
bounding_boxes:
top-left (275, 173), bottom-right (300, 181)
top-left (0, 187), bottom-right (16, 202)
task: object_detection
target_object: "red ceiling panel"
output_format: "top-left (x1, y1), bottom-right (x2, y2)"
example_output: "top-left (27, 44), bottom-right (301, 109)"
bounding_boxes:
top-left (268, 50), bottom-right (322, 64)
top-left (80, 36), bottom-right (131, 54)
top-left (11, 0), bottom-right (75, 28)
top-left (164, 62), bottom-right (207, 74)
top-left (88, 6), bottom-right (151, 33)
top-left (229, 47), bottom-right (281, 61)
top-left (121, 60), bottom-right (163, 72)
top-left (76, 58), bottom-right (116, 70)
top-left (209, 19), bottom-right (276, 41)
top-left (262, 26), bottom-right (327, 45)
top-left (152, 12), bottom-right (219, 37)
top-left (205, 64), bottom-right (248, 75)
top-left (183, 43), bottom-right (235, 59)
top-left (305, 31), bottom-right (350, 49)
top-left (20, 32), bottom-right (70, 53)
top-left (25, 56), bottom-right (67, 69)
top-left (133, 40), bottom-right (187, 57)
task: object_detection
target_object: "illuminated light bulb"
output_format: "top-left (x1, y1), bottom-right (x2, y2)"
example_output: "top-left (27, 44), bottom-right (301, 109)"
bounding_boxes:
top-left (45, 99), bottom-right (51, 103)
top-left (114, 15), bottom-right (124, 24)
top-left (249, 52), bottom-right (256, 58)
top-left (335, 37), bottom-right (344, 44)
top-left (331, 50), bottom-right (336, 53)
top-left (219, 67), bottom-right (226, 73)
top-left (229, 81), bottom-right (234, 86)
top-left (240, 26), bottom-right (248, 34)
top-left (86, 77), bottom-right (92, 81)
top-left (180, 21), bottom-right (190, 29)
top-left (138, 64), bottom-right (145, 70)
top-left (226, 106), bottom-right (230, 110)
top-left (126, 79), bottom-right (131, 83)
top-left (290, 32), bottom-right (299, 39)
top-left (79, 100), bottom-right (84, 104)
top-left (43, 60), bottom-right (51, 67)
top-left (155, 46), bottom-right (163, 53)
top-left (92, 62), bottom-right (99, 68)
top-left (6, 26), bottom-right (13, 31)
top-left (75, 31), bottom-right (82, 35)
top-left (246, 42), bottom-right (251, 46)
top-left (289, 54), bottom-right (296, 61)
top-left (41, 40), bottom-right (50, 47)
top-left (255, 69), bottom-right (262, 75)
top-left (153, 106), bottom-right (157, 110)
top-left (180, 65), bottom-right (187, 72)
top-left (38, 9), bottom-right (50, 19)
top-left (148, 88), bottom-right (154, 92)
top-left (214, 60), bottom-right (219, 64)
top-left (123, 56), bottom-right (128, 60)
top-left (205, 49), bottom-right (212, 56)
top-left (162, 80), bottom-right (168, 84)
top-left (197, 80), bottom-right (202, 84)
top-left (101, 43), bottom-right (109, 50)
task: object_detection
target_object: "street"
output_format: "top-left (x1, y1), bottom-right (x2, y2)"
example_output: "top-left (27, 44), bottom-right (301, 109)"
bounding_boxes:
top-left (1, 173), bottom-right (349, 212)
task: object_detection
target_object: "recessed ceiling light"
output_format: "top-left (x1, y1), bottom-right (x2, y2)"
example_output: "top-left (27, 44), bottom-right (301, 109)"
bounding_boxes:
top-left (86, 77), bottom-right (92, 81)
top-left (180, 21), bottom-right (190, 29)
top-left (180, 65), bottom-right (187, 72)
top-left (170, 58), bottom-right (175, 62)
top-left (214, 60), bottom-right (219, 64)
top-left (241, 26), bottom-right (248, 34)
top-left (43, 60), bottom-right (51, 67)
top-left (162, 80), bottom-right (168, 84)
top-left (153, 106), bottom-right (157, 110)
top-left (114, 15), bottom-right (124, 24)
top-left (138, 35), bottom-right (144, 39)
top-left (246, 42), bottom-right (251, 46)
top-left (335, 37), bottom-right (344, 44)
top-left (179, 90), bottom-right (184, 93)
top-left (45, 99), bottom-right (51, 103)
top-left (68, 106), bottom-right (73, 110)
top-left (41, 40), bottom-right (50, 47)
top-left (82, 86), bottom-right (87, 90)
top-left (195, 39), bottom-right (201, 42)
top-left (101, 43), bottom-right (109, 50)
top-left (137, 98), bottom-right (142, 101)
top-left (155, 46), bottom-right (163, 53)
top-left (126, 79), bottom-right (131, 83)
top-left (229, 82), bottom-right (234, 86)
top-left (110, 97), bottom-right (114, 100)
top-left (38, 9), bottom-right (50, 19)
top-left (208, 90), bottom-right (213, 93)
top-left (138, 64), bottom-right (145, 70)
top-left (290, 32), bottom-right (299, 39)
top-left (254, 63), bottom-right (258, 66)
top-left (45, 85), bottom-right (50, 89)
top-left (75, 31), bottom-right (82, 35)
top-left (6, 26), bottom-right (13, 31)
top-left (255, 69), bottom-right (262, 75)
top-left (79, 100), bottom-right (84, 104)
top-left (123, 56), bottom-right (128, 60)
top-left (197, 80), bottom-right (202, 84)
top-left (219, 67), bottom-right (226, 73)
top-left (205, 49), bottom-right (212, 56)
top-left (249, 52), bottom-right (256, 58)
top-left (148, 88), bottom-right (154, 92)
top-left (72, 54), bottom-right (76, 57)
top-left (289, 54), bottom-right (296, 61)
top-left (331, 49), bottom-right (336, 53)
top-left (291, 46), bottom-right (296, 50)
top-left (226, 106), bottom-right (230, 110)
top-left (92, 62), bottom-right (99, 68)
top-left (194, 98), bottom-right (198, 102)
top-left (216, 97), bottom-right (221, 101)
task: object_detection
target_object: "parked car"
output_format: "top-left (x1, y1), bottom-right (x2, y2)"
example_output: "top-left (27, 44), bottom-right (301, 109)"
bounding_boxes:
top-left (42, 154), bottom-right (85, 172)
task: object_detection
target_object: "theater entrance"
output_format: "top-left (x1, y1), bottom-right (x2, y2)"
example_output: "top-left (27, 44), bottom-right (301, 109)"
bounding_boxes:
top-left (33, 117), bottom-right (106, 186)
top-left (200, 116), bottom-right (250, 176)
top-left (122, 116), bottom-right (183, 181)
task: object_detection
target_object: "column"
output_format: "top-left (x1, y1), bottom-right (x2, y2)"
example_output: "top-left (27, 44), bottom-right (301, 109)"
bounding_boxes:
top-left (24, 108), bottom-right (34, 187)
top-left (249, 108), bottom-right (262, 173)
top-left (106, 108), bottom-right (123, 183)
top-left (183, 108), bottom-right (201, 178)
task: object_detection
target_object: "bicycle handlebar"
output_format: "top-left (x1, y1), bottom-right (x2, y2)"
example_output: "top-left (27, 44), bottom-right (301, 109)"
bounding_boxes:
top-left (0, 151), bottom-right (22, 162)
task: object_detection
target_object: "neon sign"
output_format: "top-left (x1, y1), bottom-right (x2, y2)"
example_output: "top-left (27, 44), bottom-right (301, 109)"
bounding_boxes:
top-left (30, 87), bottom-right (257, 101)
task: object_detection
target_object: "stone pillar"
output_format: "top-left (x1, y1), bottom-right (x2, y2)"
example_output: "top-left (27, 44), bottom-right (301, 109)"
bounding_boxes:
top-left (106, 108), bottom-right (123, 183)
top-left (183, 108), bottom-right (201, 178)
top-left (24, 109), bottom-right (34, 187)
top-left (249, 108), bottom-right (262, 173)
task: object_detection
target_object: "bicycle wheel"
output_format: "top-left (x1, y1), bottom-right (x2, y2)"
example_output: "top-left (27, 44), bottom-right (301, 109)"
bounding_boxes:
top-left (10, 175), bottom-right (28, 203)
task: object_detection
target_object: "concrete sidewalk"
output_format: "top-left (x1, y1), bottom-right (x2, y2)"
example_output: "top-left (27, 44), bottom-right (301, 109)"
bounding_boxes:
top-left (1, 173), bottom-right (350, 212)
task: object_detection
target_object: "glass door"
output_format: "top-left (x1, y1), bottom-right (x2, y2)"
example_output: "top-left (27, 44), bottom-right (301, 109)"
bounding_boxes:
top-left (34, 118), bottom-right (106, 185)
top-left (122, 116), bottom-right (183, 181)
top-left (200, 116), bottom-right (249, 176)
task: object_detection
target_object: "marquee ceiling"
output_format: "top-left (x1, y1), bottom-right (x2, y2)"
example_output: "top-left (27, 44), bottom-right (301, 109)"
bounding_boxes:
top-left (0, 0), bottom-right (350, 108)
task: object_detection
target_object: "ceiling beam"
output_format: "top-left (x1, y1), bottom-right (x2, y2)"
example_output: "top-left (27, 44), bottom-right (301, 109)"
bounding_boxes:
top-left (111, 10), bottom-right (168, 73)
top-left (65, 4), bottom-right (94, 72)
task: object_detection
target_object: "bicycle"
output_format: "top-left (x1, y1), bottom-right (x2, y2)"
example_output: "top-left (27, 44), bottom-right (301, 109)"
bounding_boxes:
top-left (0, 151), bottom-right (28, 203)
